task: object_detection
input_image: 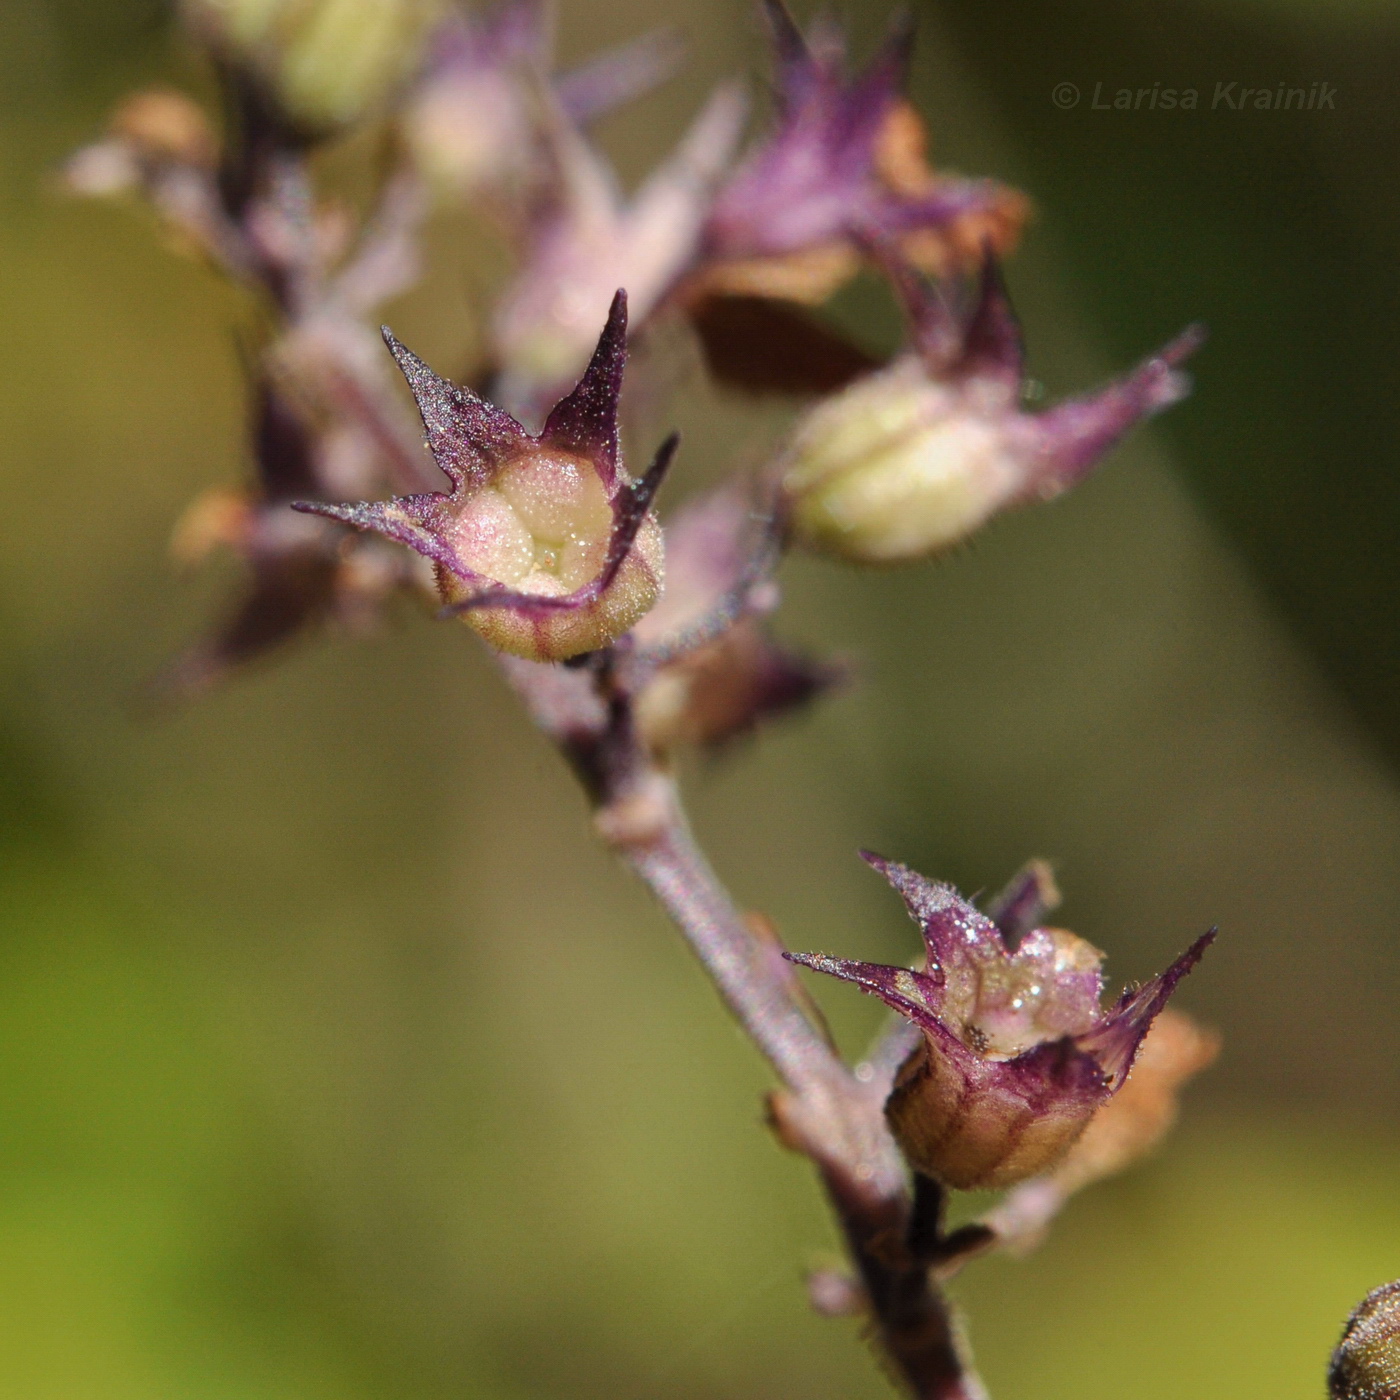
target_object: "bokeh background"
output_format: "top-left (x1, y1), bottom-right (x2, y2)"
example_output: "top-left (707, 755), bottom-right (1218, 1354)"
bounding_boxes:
top-left (3, 0), bottom-right (1400, 1395)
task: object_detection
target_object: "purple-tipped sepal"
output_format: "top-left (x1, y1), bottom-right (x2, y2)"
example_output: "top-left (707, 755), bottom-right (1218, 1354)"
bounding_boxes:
top-left (786, 853), bottom-right (1213, 1190)
top-left (294, 290), bottom-right (668, 662)
top-left (152, 379), bottom-right (412, 699)
top-left (491, 78), bottom-right (745, 413)
top-left (780, 253), bottom-right (1203, 563)
top-left (402, 1), bottom-right (682, 198)
top-left (696, 2), bottom-right (1025, 305)
top-left (1015, 325), bottom-right (1203, 499)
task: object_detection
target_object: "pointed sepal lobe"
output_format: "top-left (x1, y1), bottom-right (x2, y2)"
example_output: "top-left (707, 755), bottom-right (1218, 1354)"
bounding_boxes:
top-left (296, 295), bottom-right (667, 662)
top-left (786, 854), bottom-right (1212, 1189)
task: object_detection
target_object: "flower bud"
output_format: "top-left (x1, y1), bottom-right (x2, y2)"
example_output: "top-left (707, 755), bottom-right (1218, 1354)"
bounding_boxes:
top-left (110, 90), bottom-right (217, 167)
top-left (64, 90), bottom-right (217, 199)
top-left (294, 291), bottom-right (670, 663)
top-left (183, 0), bottom-right (440, 129)
top-left (402, 7), bottom-right (681, 200)
top-left (631, 480), bottom-right (840, 752)
top-left (153, 380), bottom-right (380, 700)
top-left (490, 82), bottom-right (745, 412)
top-left (634, 618), bottom-right (837, 752)
top-left (696, 3), bottom-right (1024, 307)
top-left (779, 257), bottom-right (1202, 563)
top-left (781, 357), bottom-right (1018, 562)
top-left (1332, 1282), bottom-right (1400, 1400)
top-left (787, 853), bottom-right (1212, 1191)
top-left (400, 5), bottom-right (541, 196)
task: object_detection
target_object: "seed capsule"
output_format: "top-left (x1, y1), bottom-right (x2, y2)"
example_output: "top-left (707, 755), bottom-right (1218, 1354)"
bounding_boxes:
top-left (787, 853), bottom-right (1212, 1190)
top-left (1332, 1282), bottom-right (1400, 1400)
top-left (295, 291), bottom-right (670, 663)
top-left (779, 257), bottom-right (1202, 565)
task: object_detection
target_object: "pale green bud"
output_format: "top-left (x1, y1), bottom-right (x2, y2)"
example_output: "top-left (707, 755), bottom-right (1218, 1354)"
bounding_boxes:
top-left (780, 358), bottom-right (1024, 564)
top-left (185, 0), bottom-right (442, 129)
top-left (779, 251), bottom-right (1200, 565)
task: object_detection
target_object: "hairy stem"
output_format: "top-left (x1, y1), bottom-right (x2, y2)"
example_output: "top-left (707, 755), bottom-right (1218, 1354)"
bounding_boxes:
top-left (571, 686), bottom-right (987, 1399)
top-left (490, 644), bottom-right (987, 1396)
top-left (626, 812), bottom-right (845, 1095)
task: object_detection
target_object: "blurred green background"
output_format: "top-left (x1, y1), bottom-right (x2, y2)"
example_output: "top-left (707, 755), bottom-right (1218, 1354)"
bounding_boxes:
top-left (3, 0), bottom-right (1400, 1395)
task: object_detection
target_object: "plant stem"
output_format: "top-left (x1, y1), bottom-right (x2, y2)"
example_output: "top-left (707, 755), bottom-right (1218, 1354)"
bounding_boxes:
top-left (574, 695), bottom-right (988, 1399)
top-left (626, 812), bottom-right (846, 1096)
top-left (490, 644), bottom-right (988, 1396)
top-left (326, 393), bottom-right (992, 1394)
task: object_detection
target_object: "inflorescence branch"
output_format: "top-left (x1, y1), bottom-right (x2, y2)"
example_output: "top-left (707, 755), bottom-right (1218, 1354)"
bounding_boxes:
top-left (59, 2), bottom-right (1281, 1396)
top-left (497, 636), bottom-right (989, 1399)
